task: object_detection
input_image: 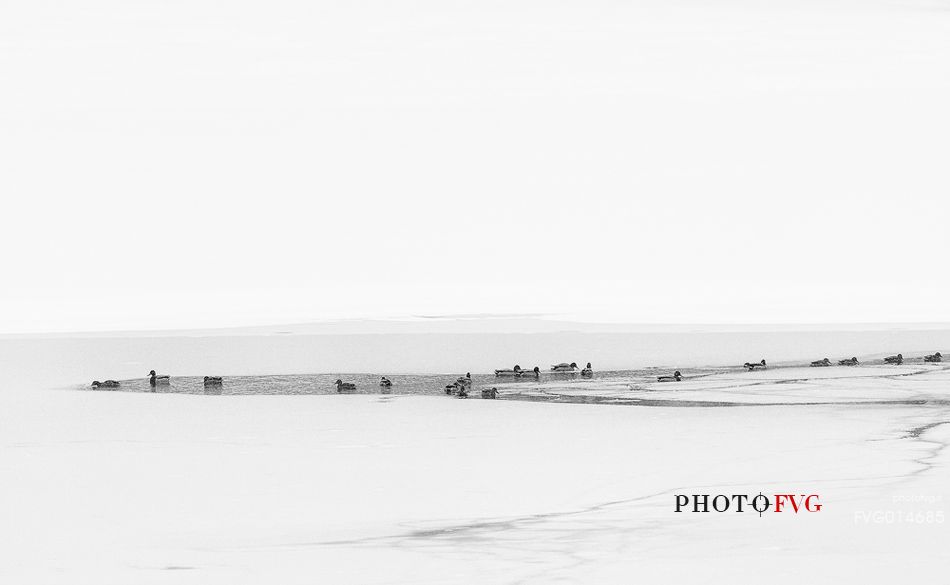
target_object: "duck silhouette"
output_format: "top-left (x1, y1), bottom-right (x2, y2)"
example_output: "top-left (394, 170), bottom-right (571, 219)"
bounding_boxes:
top-left (334, 379), bottom-right (357, 392)
top-left (657, 370), bottom-right (682, 382)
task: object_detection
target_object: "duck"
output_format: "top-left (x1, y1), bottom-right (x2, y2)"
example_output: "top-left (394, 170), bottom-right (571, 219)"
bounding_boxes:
top-left (494, 364), bottom-right (524, 377)
top-left (581, 362), bottom-right (593, 377)
top-left (445, 384), bottom-right (458, 395)
top-left (810, 358), bottom-right (832, 367)
top-left (883, 353), bottom-right (903, 365)
top-left (481, 387), bottom-right (499, 399)
top-left (744, 359), bottom-right (767, 371)
top-left (148, 370), bottom-right (170, 386)
top-left (924, 352), bottom-right (942, 363)
top-left (455, 375), bottom-right (472, 387)
top-left (379, 376), bottom-right (393, 388)
top-left (203, 376), bottom-right (223, 385)
top-left (91, 380), bottom-right (120, 389)
top-left (551, 362), bottom-right (578, 372)
top-left (838, 357), bottom-right (859, 366)
top-left (334, 379), bottom-right (357, 392)
top-left (520, 366), bottom-right (541, 378)
top-left (657, 370), bottom-right (682, 382)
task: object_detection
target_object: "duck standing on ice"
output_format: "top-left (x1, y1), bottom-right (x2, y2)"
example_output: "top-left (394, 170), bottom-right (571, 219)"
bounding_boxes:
top-left (744, 359), bottom-right (767, 371)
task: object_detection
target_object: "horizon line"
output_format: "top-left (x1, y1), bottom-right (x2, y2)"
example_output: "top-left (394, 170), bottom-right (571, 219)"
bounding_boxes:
top-left (4, 317), bottom-right (950, 339)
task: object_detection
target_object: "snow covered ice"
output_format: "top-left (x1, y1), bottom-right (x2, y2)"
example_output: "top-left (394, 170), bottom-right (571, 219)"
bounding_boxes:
top-left (2, 362), bottom-right (948, 584)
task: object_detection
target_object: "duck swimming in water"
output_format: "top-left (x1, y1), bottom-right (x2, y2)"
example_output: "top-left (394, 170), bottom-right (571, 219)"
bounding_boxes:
top-left (148, 370), bottom-right (169, 387)
top-left (203, 376), bottom-right (223, 385)
top-left (744, 359), bottom-right (767, 371)
top-left (838, 357), bottom-right (859, 366)
top-left (494, 365), bottom-right (539, 377)
top-left (810, 358), bottom-right (832, 367)
top-left (923, 352), bottom-right (942, 363)
top-left (494, 364), bottom-right (524, 377)
top-left (481, 387), bottom-right (499, 399)
top-left (551, 362), bottom-right (578, 372)
top-left (581, 362), bottom-right (593, 377)
top-left (334, 379), bottom-right (357, 392)
top-left (883, 353), bottom-right (903, 365)
top-left (657, 370), bottom-right (682, 382)
top-left (379, 377), bottom-right (393, 388)
top-left (91, 380), bottom-right (120, 389)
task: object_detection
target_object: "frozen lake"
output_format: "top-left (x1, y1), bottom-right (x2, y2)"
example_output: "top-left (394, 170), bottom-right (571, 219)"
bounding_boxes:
top-left (1, 337), bottom-right (948, 583)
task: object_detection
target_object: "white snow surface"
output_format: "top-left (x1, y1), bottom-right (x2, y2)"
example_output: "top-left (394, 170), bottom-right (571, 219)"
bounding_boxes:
top-left (2, 364), bottom-right (948, 583)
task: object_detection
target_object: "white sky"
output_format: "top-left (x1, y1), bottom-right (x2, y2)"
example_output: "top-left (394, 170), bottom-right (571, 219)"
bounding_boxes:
top-left (2, 0), bottom-right (949, 333)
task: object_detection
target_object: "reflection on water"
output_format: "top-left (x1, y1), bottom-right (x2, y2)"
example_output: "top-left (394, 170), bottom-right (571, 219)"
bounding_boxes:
top-left (202, 383), bottom-right (224, 396)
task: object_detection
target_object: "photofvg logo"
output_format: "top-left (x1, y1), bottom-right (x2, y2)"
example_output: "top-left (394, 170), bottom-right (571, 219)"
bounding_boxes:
top-left (675, 493), bottom-right (822, 516)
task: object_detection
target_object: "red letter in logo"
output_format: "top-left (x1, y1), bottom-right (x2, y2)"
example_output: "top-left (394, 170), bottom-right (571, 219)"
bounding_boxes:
top-left (774, 494), bottom-right (789, 513)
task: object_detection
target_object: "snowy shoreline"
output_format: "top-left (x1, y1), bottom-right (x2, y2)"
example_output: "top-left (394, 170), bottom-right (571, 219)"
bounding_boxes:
top-left (2, 364), bottom-right (949, 584)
